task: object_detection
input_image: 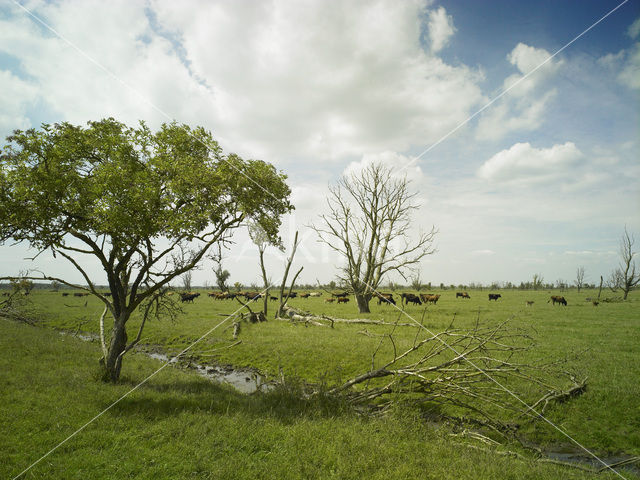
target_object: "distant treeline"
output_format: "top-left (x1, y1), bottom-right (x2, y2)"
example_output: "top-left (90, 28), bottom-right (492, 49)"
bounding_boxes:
top-left (0, 281), bottom-right (620, 291)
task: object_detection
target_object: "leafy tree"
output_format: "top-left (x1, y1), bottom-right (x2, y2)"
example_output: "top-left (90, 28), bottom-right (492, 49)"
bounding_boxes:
top-left (0, 118), bottom-right (292, 381)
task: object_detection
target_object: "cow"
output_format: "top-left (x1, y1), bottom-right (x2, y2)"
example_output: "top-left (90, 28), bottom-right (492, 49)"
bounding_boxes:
top-left (244, 292), bottom-right (261, 301)
top-left (309, 292), bottom-right (322, 297)
top-left (180, 293), bottom-right (199, 303)
top-left (456, 292), bottom-right (470, 299)
top-left (299, 293), bottom-right (311, 298)
top-left (324, 298), bottom-right (335, 303)
top-left (61, 292), bottom-right (69, 297)
top-left (401, 293), bottom-right (422, 306)
top-left (333, 292), bottom-right (349, 298)
top-left (550, 295), bottom-right (567, 306)
top-left (420, 293), bottom-right (440, 304)
top-left (526, 301), bottom-right (534, 307)
top-left (375, 293), bottom-right (396, 306)
top-left (337, 297), bottom-right (350, 304)
top-left (488, 294), bottom-right (501, 301)
top-left (73, 292), bottom-right (84, 297)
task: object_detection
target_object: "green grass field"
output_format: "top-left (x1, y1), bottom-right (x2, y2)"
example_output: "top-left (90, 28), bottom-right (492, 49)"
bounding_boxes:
top-left (2, 287), bottom-right (639, 479)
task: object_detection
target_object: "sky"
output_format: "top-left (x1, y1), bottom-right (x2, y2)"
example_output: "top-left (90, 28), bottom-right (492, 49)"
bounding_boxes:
top-left (0, 0), bottom-right (639, 288)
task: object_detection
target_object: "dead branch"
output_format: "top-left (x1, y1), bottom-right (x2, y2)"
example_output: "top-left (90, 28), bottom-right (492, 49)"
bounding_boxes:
top-left (324, 316), bottom-right (586, 432)
top-left (277, 306), bottom-right (415, 327)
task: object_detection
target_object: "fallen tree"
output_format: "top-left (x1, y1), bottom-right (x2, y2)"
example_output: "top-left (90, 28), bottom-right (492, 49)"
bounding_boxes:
top-left (279, 305), bottom-right (586, 436)
top-left (278, 305), bottom-right (415, 327)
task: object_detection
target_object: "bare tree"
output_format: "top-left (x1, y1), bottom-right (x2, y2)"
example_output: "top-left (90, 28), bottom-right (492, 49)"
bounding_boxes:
top-left (608, 227), bottom-right (639, 300)
top-left (248, 222), bottom-right (279, 316)
top-left (181, 271), bottom-right (192, 292)
top-left (532, 273), bottom-right (544, 291)
top-left (277, 231), bottom-right (303, 318)
top-left (311, 162), bottom-right (436, 313)
top-left (575, 266), bottom-right (585, 292)
top-left (209, 244), bottom-right (231, 292)
top-left (410, 273), bottom-right (423, 292)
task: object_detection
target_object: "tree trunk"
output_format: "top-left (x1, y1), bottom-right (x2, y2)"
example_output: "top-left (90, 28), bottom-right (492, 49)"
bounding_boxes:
top-left (355, 294), bottom-right (371, 313)
top-left (103, 314), bottom-right (129, 382)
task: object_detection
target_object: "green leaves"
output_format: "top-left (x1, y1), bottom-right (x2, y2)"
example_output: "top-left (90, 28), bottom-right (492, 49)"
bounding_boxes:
top-left (0, 118), bottom-right (293, 249)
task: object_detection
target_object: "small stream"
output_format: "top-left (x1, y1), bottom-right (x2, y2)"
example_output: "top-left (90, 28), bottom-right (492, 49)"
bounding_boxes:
top-left (144, 351), bottom-right (272, 394)
top-left (57, 330), bottom-right (272, 394)
top-left (544, 448), bottom-right (640, 476)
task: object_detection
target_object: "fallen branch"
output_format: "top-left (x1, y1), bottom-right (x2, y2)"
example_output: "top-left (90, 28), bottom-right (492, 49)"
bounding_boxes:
top-left (278, 306), bottom-right (414, 327)
top-left (324, 315), bottom-right (587, 433)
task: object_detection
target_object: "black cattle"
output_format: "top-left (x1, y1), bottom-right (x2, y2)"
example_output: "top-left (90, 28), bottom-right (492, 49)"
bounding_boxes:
top-left (456, 292), bottom-right (470, 299)
top-left (401, 293), bottom-right (422, 305)
top-left (180, 293), bottom-right (199, 303)
top-left (488, 293), bottom-right (501, 301)
top-left (550, 295), bottom-right (567, 306)
top-left (337, 297), bottom-right (350, 304)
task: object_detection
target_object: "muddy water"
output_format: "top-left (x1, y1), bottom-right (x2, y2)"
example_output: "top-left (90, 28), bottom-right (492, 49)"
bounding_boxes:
top-left (544, 449), bottom-right (640, 476)
top-left (145, 351), bottom-right (272, 394)
top-left (57, 330), bottom-right (272, 394)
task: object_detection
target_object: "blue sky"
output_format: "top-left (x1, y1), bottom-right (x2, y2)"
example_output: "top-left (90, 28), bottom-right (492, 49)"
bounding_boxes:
top-left (0, 0), bottom-right (639, 288)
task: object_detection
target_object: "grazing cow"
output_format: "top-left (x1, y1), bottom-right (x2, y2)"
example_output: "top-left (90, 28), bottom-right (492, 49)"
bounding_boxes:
top-left (309, 292), bottom-right (322, 297)
top-left (299, 293), bottom-right (311, 298)
top-left (401, 293), bottom-right (422, 306)
top-left (288, 292), bottom-right (298, 298)
top-left (244, 292), bottom-right (261, 301)
top-left (337, 297), bottom-right (350, 304)
top-left (333, 292), bottom-right (349, 298)
top-left (61, 292), bottom-right (69, 297)
top-left (592, 301), bottom-right (599, 307)
top-left (180, 293), bottom-right (199, 303)
top-left (420, 293), bottom-right (440, 304)
top-left (488, 294), bottom-right (501, 301)
top-left (526, 301), bottom-right (534, 307)
top-left (456, 292), bottom-right (470, 299)
top-left (550, 295), bottom-right (567, 306)
top-left (375, 293), bottom-right (396, 306)
top-left (73, 292), bottom-right (84, 297)
top-left (325, 298), bottom-right (335, 303)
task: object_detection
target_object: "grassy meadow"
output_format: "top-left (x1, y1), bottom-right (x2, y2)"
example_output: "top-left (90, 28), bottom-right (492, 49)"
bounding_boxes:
top-left (2, 287), bottom-right (639, 479)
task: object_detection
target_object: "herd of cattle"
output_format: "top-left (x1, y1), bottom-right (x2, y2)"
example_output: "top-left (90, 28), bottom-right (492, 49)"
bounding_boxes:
top-left (57, 290), bottom-right (572, 307)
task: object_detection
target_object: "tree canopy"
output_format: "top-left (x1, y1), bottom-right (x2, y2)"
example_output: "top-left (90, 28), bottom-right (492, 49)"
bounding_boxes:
top-left (0, 118), bottom-right (293, 380)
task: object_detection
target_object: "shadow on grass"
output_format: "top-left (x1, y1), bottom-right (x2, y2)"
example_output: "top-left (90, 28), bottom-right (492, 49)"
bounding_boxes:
top-left (109, 375), bottom-right (353, 424)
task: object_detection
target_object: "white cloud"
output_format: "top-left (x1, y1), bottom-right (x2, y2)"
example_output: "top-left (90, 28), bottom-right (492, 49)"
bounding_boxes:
top-left (618, 43), bottom-right (640, 90)
top-left (149, 0), bottom-right (484, 161)
top-left (0, 70), bottom-right (38, 135)
top-left (475, 43), bottom-right (561, 140)
top-left (427, 6), bottom-right (456, 53)
top-left (477, 142), bottom-right (583, 182)
top-left (628, 17), bottom-right (640, 39)
top-left (343, 151), bottom-right (423, 180)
